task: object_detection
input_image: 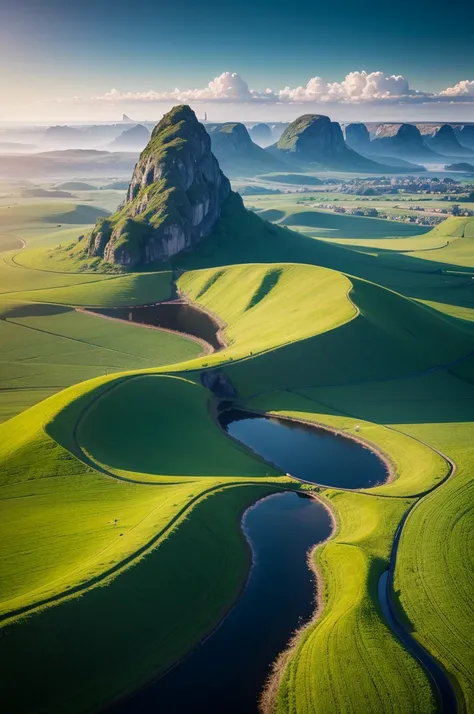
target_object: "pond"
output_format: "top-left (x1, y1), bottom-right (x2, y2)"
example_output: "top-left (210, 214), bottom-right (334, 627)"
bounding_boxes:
top-left (89, 300), bottom-right (224, 352)
top-left (219, 408), bottom-right (389, 489)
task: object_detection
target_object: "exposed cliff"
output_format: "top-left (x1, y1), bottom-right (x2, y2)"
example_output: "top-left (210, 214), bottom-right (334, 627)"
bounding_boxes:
top-left (270, 114), bottom-right (403, 172)
top-left (428, 125), bottom-right (473, 156)
top-left (86, 106), bottom-right (231, 266)
top-left (249, 123), bottom-right (274, 147)
top-left (207, 122), bottom-right (287, 175)
top-left (344, 123), bottom-right (370, 151)
top-left (374, 124), bottom-right (439, 160)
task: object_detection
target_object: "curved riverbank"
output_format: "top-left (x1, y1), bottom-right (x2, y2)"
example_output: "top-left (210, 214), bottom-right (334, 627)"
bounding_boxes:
top-left (107, 491), bottom-right (333, 714)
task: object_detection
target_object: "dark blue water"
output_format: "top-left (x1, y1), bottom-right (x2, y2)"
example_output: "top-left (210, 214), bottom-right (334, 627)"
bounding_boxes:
top-left (220, 409), bottom-right (388, 489)
top-left (90, 301), bottom-right (223, 351)
top-left (109, 492), bottom-right (332, 714)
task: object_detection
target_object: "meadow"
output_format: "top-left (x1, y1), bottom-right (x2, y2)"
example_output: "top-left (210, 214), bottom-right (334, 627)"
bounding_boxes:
top-left (0, 182), bottom-right (473, 714)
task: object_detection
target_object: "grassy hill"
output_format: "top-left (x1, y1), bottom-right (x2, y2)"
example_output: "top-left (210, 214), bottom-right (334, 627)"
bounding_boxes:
top-left (0, 180), bottom-right (473, 713)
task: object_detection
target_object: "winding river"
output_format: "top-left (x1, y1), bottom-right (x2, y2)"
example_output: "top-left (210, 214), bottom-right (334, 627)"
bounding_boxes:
top-left (110, 492), bottom-right (333, 714)
top-left (108, 413), bottom-right (390, 714)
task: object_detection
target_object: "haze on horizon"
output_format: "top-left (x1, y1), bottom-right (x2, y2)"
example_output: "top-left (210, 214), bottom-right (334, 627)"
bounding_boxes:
top-left (1, 0), bottom-right (473, 124)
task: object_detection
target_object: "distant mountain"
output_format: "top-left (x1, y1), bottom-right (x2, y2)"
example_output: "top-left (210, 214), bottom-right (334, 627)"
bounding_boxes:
top-left (427, 125), bottom-right (474, 156)
top-left (108, 124), bottom-right (151, 151)
top-left (263, 173), bottom-right (323, 185)
top-left (373, 124), bottom-right (440, 162)
top-left (269, 123), bottom-right (289, 141)
top-left (122, 114), bottom-right (133, 122)
top-left (43, 125), bottom-right (84, 147)
top-left (269, 115), bottom-right (406, 172)
top-left (344, 123), bottom-right (425, 170)
top-left (344, 123), bottom-right (371, 152)
top-left (445, 162), bottom-right (474, 172)
top-left (54, 181), bottom-right (97, 190)
top-left (85, 105), bottom-right (233, 266)
top-left (21, 188), bottom-right (74, 198)
top-left (100, 180), bottom-right (130, 190)
top-left (207, 122), bottom-right (288, 176)
top-left (0, 150), bottom-right (138, 179)
top-left (457, 126), bottom-right (474, 150)
top-left (249, 123), bottom-right (274, 147)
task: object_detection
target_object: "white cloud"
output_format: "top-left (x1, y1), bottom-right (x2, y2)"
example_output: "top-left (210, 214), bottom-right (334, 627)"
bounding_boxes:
top-left (439, 80), bottom-right (474, 97)
top-left (278, 71), bottom-right (414, 102)
top-left (92, 72), bottom-right (276, 104)
top-left (57, 71), bottom-right (474, 107)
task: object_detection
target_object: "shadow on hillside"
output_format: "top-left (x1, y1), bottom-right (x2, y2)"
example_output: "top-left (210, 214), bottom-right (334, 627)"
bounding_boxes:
top-left (174, 197), bottom-right (474, 311)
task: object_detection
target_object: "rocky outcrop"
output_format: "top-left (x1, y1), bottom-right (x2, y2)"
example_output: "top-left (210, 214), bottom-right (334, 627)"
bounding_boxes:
top-left (200, 369), bottom-right (237, 398)
top-left (271, 114), bottom-right (398, 172)
top-left (344, 123), bottom-right (370, 151)
top-left (375, 124), bottom-right (439, 160)
top-left (276, 115), bottom-right (346, 159)
top-left (207, 122), bottom-right (286, 175)
top-left (457, 125), bottom-right (474, 150)
top-left (249, 123), bottom-right (274, 146)
top-left (86, 105), bottom-right (231, 267)
top-left (428, 125), bottom-right (473, 156)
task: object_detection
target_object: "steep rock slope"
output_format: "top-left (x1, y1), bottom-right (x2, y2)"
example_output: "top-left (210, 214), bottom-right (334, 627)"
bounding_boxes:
top-left (374, 124), bottom-right (440, 161)
top-left (427, 124), bottom-right (474, 156)
top-left (86, 106), bottom-right (231, 266)
top-left (207, 122), bottom-right (286, 175)
top-left (249, 122), bottom-right (274, 146)
top-left (270, 114), bottom-right (402, 172)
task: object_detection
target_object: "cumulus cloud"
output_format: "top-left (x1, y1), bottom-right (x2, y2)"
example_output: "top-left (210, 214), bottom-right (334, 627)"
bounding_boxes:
top-left (62, 71), bottom-right (474, 106)
top-left (94, 72), bottom-right (276, 103)
top-left (278, 71), bottom-right (414, 102)
top-left (439, 79), bottom-right (474, 97)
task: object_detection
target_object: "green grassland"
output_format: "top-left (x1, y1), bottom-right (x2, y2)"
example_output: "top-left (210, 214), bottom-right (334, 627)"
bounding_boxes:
top-left (0, 190), bottom-right (473, 713)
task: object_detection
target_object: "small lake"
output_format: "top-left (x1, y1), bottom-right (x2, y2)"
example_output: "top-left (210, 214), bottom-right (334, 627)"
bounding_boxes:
top-left (219, 409), bottom-right (388, 489)
top-left (90, 301), bottom-right (223, 352)
top-left (108, 492), bottom-right (332, 714)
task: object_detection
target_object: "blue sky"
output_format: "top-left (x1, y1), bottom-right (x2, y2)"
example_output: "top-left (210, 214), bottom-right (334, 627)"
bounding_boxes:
top-left (1, 0), bottom-right (473, 121)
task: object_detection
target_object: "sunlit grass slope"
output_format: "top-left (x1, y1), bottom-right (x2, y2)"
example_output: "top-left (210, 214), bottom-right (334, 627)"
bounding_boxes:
top-left (272, 492), bottom-right (434, 714)
top-left (210, 275), bottom-right (474, 396)
top-left (78, 375), bottom-right (278, 480)
top-left (1, 482), bottom-right (274, 714)
top-left (0, 297), bottom-right (200, 421)
top-left (178, 263), bottom-right (356, 358)
top-left (0, 374), bottom-right (280, 620)
top-left (0, 187), bottom-right (473, 714)
top-left (1, 268), bottom-right (172, 305)
top-left (250, 370), bottom-right (474, 712)
top-left (176, 198), bottom-right (474, 317)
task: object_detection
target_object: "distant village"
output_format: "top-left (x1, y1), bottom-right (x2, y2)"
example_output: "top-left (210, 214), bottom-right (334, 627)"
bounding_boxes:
top-left (295, 176), bottom-right (474, 226)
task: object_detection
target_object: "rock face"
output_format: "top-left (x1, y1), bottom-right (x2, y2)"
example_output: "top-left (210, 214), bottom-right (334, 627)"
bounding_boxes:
top-left (207, 122), bottom-right (256, 157)
top-left (377, 124), bottom-right (438, 160)
top-left (249, 123), bottom-right (274, 146)
top-left (108, 124), bottom-right (151, 151)
top-left (428, 125), bottom-right (473, 156)
top-left (457, 126), bottom-right (474, 150)
top-left (277, 115), bottom-right (346, 160)
top-left (272, 114), bottom-right (394, 171)
top-left (345, 123), bottom-right (370, 151)
top-left (206, 122), bottom-right (286, 175)
top-left (86, 105), bottom-right (231, 267)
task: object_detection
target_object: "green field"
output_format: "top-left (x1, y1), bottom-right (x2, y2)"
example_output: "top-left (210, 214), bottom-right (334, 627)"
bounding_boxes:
top-left (0, 191), bottom-right (473, 713)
